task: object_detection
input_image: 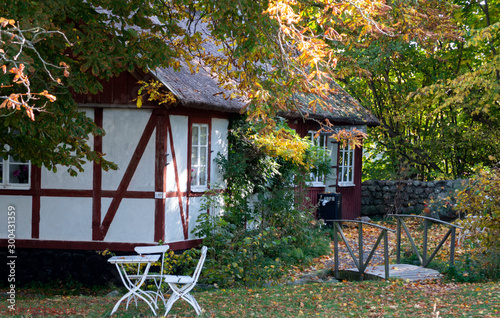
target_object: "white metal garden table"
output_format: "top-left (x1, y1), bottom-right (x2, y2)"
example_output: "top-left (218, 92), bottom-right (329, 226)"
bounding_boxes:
top-left (108, 254), bottom-right (161, 316)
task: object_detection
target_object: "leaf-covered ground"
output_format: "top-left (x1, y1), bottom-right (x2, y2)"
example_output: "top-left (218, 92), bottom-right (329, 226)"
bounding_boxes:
top-left (3, 280), bottom-right (499, 317)
top-left (294, 218), bottom-right (467, 278)
top-left (3, 219), bottom-right (497, 317)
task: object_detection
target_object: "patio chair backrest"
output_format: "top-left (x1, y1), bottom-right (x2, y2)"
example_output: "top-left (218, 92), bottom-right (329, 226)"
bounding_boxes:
top-left (134, 245), bottom-right (170, 275)
top-left (192, 246), bottom-right (208, 283)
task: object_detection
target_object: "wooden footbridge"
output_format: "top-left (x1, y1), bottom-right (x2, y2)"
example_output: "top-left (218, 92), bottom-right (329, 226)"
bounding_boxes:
top-left (327, 214), bottom-right (463, 281)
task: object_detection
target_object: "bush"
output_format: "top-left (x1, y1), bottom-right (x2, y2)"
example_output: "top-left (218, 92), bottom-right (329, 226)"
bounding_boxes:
top-left (191, 118), bottom-right (332, 287)
top-left (161, 248), bottom-right (201, 276)
top-left (454, 167), bottom-right (500, 281)
top-left (194, 188), bottom-right (331, 287)
top-left (444, 248), bottom-right (500, 283)
top-left (423, 183), bottom-right (464, 221)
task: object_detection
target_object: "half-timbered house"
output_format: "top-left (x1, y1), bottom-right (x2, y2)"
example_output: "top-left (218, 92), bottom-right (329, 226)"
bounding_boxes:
top-left (1, 60), bottom-right (378, 254)
top-left (285, 87), bottom-right (379, 220)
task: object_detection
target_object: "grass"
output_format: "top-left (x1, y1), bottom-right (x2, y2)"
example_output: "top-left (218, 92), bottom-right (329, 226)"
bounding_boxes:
top-left (3, 218), bottom-right (499, 317)
top-left (2, 280), bottom-right (499, 317)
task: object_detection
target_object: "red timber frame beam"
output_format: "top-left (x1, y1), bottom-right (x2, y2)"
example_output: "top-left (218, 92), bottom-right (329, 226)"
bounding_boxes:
top-left (166, 115), bottom-right (189, 239)
top-left (0, 107), bottom-right (228, 251)
top-left (155, 113), bottom-right (167, 242)
top-left (92, 108), bottom-right (104, 240)
top-left (98, 110), bottom-right (158, 240)
top-left (31, 166), bottom-right (42, 238)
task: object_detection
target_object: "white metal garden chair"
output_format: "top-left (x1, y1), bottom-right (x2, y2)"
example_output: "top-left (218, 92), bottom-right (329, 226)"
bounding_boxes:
top-left (126, 245), bottom-right (170, 310)
top-left (163, 246), bottom-right (208, 316)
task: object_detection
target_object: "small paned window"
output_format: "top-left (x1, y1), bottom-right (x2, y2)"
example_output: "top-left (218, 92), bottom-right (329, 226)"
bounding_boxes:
top-left (338, 144), bottom-right (354, 186)
top-left (0, 154), bottom-right (31, 189)
top-left (191, 123), bottom-right (209, 191)
top-left (309, 132), bottom-right (328, 185)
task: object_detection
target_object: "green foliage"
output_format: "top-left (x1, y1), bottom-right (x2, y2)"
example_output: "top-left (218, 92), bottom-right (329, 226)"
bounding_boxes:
top-left (192, 118), bottom-right (331, 287)
top-left (426, 233), bottom-right (500, 283)
top-left (443, 247), bottom-right (500, 283)
top-left (162, 248), bottom-right (202, 277)
top-left (1, 0), bottom-right (182, 171)
top-left (422, 184), bottom-right (464, 221)
top-left (362, 137), bottom-right (411, 181)
top-left (455, 167), bottom-right (500, 256)
top-left (1, 0), bottom-right (471, 174)
top-left (343, 0), bottom-right (500, 180)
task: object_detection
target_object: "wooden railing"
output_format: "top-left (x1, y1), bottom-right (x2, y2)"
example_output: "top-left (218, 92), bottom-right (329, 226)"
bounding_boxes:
top-left (387, 214), bottom-right (463, 268)
top-left (329, 220), bottom-right (395, 280)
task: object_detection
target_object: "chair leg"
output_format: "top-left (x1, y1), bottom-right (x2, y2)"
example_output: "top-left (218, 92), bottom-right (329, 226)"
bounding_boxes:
top-left (164, 288), bottom-right (182, 316)
top-left (150, 277), bottom-right (165, 308)
top-left (183, 293), bottom-right (202, 315)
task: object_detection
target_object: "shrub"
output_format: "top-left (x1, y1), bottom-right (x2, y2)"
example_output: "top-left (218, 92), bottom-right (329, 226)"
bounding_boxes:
top-left (423, 184), bottom-right (464, 221)
top-left (454, 167), bottom-right (500, 281)
top-left (162, 248), bottom-right (201, 276)
top-left (192, 118), bottom-right (332, 287)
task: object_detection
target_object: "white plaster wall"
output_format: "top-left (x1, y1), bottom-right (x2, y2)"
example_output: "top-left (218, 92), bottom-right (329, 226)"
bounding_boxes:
top-left (164, 196), bottom-right (186, 243)
top-left (210, 118), bottom-right (228, 189)
top-left (39, 197), bottom-right (92, 241)
top-left (128, 136), bottom-right (155, 191)
top-left (166, 115), bottom-right (189, 193)
top-left (187, 196), bottom-right (207, 240)
top-left (101, 198), bottom-right (155, 243)
top-left (41, 109), bottom-right (94, 190)
top-left (0, 196), bottom-right (32, 239)
top-left (102, 109), bottom-right (155, 191)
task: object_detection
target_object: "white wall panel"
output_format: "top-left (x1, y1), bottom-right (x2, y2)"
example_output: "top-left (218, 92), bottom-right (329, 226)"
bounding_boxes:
top-left (164, 197), bottom-right (186, 243)
top-left (128, 135), bottom-right (155, 191)
top-left (210, 118), bottom-right (228, 189)
top-left (39, 197), bottom-right (92, 241)
top-left (102, 109), bottom-right (155, 191)
top-left (166, 115), bottom-right (188, 193)
top-left (102, 198), bottom-right (155, 243)
top-left (41, 109), bottom-right (94, 189)
top-left (0, 196), bottom-right (32, 239)
top-left (187, 197), bottom-right (207, 240)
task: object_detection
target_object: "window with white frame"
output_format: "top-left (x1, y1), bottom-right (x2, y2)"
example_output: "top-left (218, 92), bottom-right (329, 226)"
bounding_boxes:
top-left (338, 143), bottom-right (354, 186)
top-left (0, 154), bottom-right (31, 189)
top-left (309, 131), bottom-right (328, 185)
top-left (191, 123), bottom-right (209, 191)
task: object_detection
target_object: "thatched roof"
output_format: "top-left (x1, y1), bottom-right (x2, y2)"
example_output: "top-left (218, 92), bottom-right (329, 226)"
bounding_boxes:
top-left (283, 82), bottom-right (380, 127)
top-left (152, 60), bottom-right (246, 113)
top-left (153, 61), bottom-right (379, 126)
top-left (91, 7), bottom-right (378, 126)
top-left (149, 19), bottom-right (378, 126)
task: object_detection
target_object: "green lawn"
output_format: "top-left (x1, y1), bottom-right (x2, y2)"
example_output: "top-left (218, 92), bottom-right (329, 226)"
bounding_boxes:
top-left (3, 280), bottom-right (499, 317)
top-left (3, 220), bottom-right (498, 317)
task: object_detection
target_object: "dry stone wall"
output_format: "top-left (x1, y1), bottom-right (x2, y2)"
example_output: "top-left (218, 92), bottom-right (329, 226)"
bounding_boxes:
top-left (361, 179), bottom-right (464, 217)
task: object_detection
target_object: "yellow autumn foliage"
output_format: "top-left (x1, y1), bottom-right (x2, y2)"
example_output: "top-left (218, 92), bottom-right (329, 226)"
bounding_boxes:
top-left (456, 167), bottom-right (500, 250)
top-left (250, 128), bottom-right (311, 167)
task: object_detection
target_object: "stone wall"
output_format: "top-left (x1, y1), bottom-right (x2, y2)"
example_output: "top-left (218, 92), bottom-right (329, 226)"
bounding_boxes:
top-left (361, 179), bottom-right (464, 217)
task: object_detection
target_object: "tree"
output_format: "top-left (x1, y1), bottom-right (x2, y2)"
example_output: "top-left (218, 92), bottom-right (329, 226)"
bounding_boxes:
top-left (338, 0), bottom-right (500, 180)
top-left (0, 18), bottom-right (67, 121)
top-left (1, 0), bottom-right (458, 173)
top-left (0, 0), bottom-right (185, 173)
